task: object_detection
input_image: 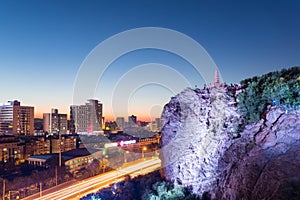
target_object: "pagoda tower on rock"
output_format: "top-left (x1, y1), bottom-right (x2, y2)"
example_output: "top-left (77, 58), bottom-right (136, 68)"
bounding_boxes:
top-left (214, 69), bottom-right (220, 87)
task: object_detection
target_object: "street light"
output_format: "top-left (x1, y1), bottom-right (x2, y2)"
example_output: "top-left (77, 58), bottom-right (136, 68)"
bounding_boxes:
top-left (155, 149), bottom-right (159, 157)
top-left (58, 130), bottom-right (62, 167)
top-left (2, 179), bottom-right (5, 200)
top-left (101, 154), bottom-right (109, 173)
top-left (124, 150), bottom-right (129, 163)
top-left (142, 147), bottom-right (147, 158)
top-left (39, 182), bottom-right (42, 200)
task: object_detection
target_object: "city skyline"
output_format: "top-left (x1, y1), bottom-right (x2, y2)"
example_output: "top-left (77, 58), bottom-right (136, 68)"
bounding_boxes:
top-left (0, 99), bottom-right (157, 122)
top-left (0, 1), bottom-right (299, 199)
top-left (1, 1), bottom-right (300, 120)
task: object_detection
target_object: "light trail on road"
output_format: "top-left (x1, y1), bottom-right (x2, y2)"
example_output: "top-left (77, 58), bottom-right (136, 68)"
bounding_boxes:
top-left (74, 162), bottom-right (161, 200)
top-left (22, 158), bottom-right (161, 200)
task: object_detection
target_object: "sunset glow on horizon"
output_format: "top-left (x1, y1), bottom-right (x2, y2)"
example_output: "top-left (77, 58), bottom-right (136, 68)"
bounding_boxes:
top-left (1, 1), bottom-right (299, 123)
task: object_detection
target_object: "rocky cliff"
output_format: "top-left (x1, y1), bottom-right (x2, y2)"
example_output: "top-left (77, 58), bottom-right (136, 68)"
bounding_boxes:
top-left (160, 87), bottom-right (300, 199)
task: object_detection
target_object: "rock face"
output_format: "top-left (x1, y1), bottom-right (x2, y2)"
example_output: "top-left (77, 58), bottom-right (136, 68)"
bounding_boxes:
top-left (160, 87), bottom-right (300, 199)
top-left (160, 87), bottom-right (240, 195)
top-left (215, 106), bottom-right (300, 199)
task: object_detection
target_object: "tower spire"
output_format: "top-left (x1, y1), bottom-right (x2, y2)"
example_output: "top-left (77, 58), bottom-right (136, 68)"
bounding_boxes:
top-left (214, 69), bottom-right (220, 87)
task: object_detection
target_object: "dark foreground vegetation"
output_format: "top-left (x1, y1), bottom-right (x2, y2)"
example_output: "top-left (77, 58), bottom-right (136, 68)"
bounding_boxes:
top-left (81, 170), bottom-right (202, 200)
top-left (238, 66), bottom-right (300, 125)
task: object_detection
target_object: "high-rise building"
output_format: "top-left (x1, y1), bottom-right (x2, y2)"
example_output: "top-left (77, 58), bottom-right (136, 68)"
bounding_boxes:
top-left (0, 100), bottom-right (19, 134)
top-left (155, 118), bottom-right (162, 131)
top-left (70, 105), bottom-right (88, 133)
top-left (43, 109), bottom-right (67, 134)
top-left (116, 117), bottom-right (125, 130)
top-left (128, 115), bottom-right (137, 127)
top-left (13, 106), bottom-right (34, 135)
top-left (43, 114), bottom-right (50, 132)
top-left (86, 99), bottom-right (102, 133)
top-left (0, 100), bottom-right (34, 135)
top-left (70, 99), bottom-right (103, 134)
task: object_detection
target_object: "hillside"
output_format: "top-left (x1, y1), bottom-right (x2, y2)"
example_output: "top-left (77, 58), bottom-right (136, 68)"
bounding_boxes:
top-left (160, 67), bottom-right (300, 199)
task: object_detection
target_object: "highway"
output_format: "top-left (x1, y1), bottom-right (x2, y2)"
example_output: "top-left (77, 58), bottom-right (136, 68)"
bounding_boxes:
top-left (22, 157), bottom-right (161, 200)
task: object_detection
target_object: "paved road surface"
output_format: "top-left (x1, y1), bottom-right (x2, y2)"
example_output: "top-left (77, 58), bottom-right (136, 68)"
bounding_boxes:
top-left (22, 157), bottom-right (161, 200)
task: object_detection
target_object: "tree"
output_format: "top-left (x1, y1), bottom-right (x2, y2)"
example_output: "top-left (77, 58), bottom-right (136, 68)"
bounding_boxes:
top-left (87, 159), bottom-right (101, 176)
top-left (142, 181), bottom-right (190, 200)
top-left (237, 66), bottom-right (300, 127)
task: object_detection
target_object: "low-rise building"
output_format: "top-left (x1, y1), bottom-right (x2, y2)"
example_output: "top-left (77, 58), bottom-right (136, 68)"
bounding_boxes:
top-left (28, 148), bottom-right (102, 173)
top-left (63, 148), bottom-right (102, 173)
top-left (27, 154), bottom-right (53, 167)
top-left (51, 135), bottom-right (77, 153)
top-left (0, 135), bottom-right (24, 163)
top-left (25, 137), bottom-right (50, 158)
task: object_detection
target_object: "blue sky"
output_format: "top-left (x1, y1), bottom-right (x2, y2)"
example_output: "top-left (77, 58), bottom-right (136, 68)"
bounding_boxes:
top-left (0, 0), bottom-right (299, 120)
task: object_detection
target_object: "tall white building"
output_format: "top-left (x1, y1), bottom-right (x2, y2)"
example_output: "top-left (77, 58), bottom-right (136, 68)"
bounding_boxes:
top-left (0, 101), bottom-right (17, 134)
top-left (70, 105), bottom-right (88, 133)
top-left (70, 99), bottom-right (103, 134)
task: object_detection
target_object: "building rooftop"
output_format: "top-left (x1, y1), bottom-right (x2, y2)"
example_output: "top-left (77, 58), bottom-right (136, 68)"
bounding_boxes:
top-left (62, 148), bottom-right (100, 157)
top-left (28, 148), bottom-right (102, 162)
top-left (28, 154), bottom-right (53, 161)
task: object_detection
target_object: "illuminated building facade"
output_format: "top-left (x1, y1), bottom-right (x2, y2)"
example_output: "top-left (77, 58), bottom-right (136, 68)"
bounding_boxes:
top-left (51, 135), bottom-right (77, 153)
top-left (70, 99), bottom-right (103, 134)
top-left (0, 135), bottom-right (24, 163)
top-left (25, 137), bottom-right (50, 158)
top-left (43, 108), bottom-right (68, 134)
top-left (0, 100), bottom-right (34, 135)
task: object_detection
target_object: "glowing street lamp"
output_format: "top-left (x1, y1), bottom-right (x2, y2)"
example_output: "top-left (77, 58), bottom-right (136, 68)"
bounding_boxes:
top-left (58, 130), bottom-right (62, 167)
top-left (101, 153), bottom-right (109, 173)
top-left (124, 150), bottom-right (129, 163)
top-left (142, 147), bottom-right (147, 158)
